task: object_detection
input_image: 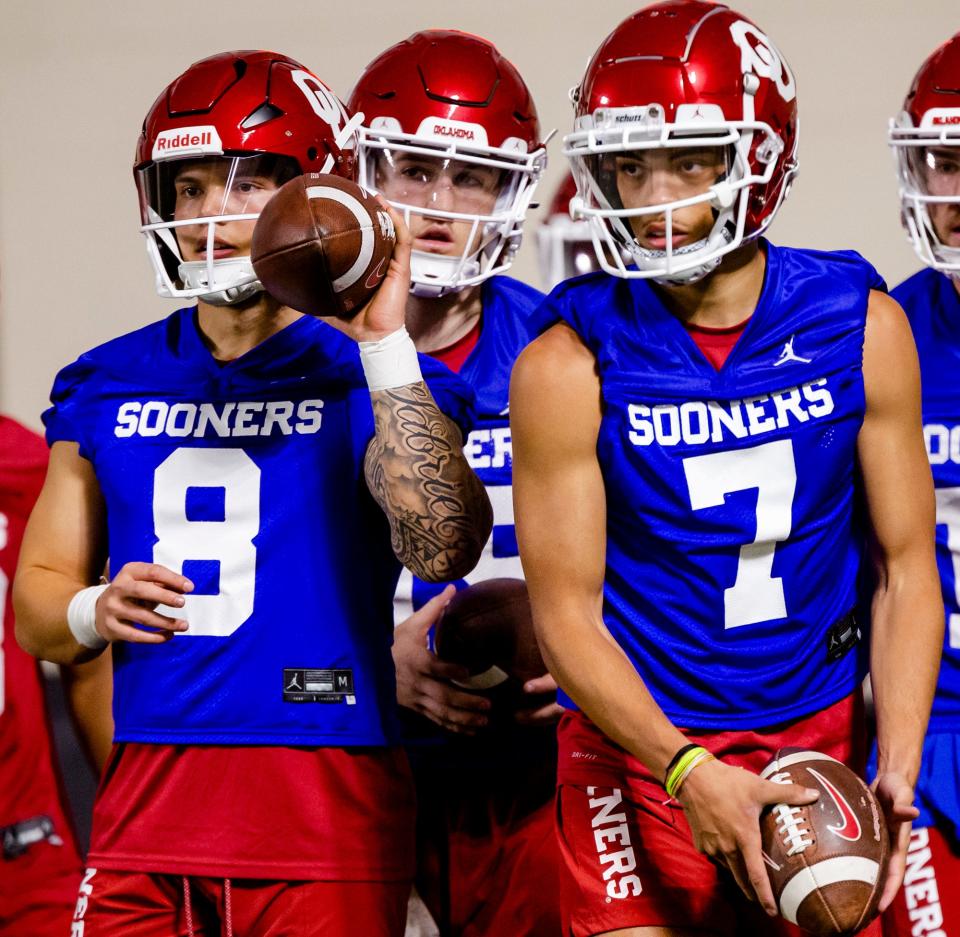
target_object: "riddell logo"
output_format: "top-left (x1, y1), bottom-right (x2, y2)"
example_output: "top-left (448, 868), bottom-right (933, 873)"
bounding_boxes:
top-left (157, 131), bottom-right (213, 150)
top-left (587, 787), bottom-right (643, 901)
top-left (432, 124), bottom-right (476, 140)
top-left (152, 125), bottom-right (223, 160)
top-left (933, 115), bottom-right (960, 125)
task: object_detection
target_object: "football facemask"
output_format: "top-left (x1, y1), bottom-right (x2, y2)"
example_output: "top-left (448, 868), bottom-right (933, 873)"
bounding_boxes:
top-left (566, 108), bottom-right (786, 285)
top-left (358, 125), bottom-right (543, 297)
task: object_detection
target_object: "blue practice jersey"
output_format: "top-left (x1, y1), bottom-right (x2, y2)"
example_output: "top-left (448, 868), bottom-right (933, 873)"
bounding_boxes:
top-left (44, 308), bottom-right (473, 747)
top-left (394, 276), bottom-right (552, 618)
top-left (892, 267), bottom-right (960, 734)
top-left (549, 242), bottom-right (884, 730)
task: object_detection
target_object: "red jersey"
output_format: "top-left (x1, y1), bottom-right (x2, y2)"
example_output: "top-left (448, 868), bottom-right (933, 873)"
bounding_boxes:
top-left (0, 416), bottom-right (81, 878)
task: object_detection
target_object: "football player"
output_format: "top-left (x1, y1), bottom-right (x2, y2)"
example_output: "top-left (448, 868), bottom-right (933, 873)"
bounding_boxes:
top-left (0, 414), bottom-right (111, 936)
top-left (13, 51), bottom-right (490, 937)
top-left (349, 30), bottom-right (561, 937)
top-left (511, 3), bottom-right (943, 935)
top-left (879, 31), bottom-right (960, 936)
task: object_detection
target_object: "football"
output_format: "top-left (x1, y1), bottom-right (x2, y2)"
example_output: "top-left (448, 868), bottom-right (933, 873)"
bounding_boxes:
top-left (251, 173), bottom-right (395, 317)
top-left (434, 578), bottom-right (546, 696)
top-left (760, 748), bottom-right (889, 935)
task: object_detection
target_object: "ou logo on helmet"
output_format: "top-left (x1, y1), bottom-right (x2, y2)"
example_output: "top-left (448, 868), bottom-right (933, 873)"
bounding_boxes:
top-left (291, 69), bottom-right (353, 138)
top-left (729, 21), bottom-right (797, 104)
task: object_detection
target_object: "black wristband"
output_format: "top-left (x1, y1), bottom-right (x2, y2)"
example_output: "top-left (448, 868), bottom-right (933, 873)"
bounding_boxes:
top-left (663, 742), bottom-right (701, 786)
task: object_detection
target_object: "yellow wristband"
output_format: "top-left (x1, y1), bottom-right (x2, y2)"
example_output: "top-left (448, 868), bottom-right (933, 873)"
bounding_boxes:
top-left (665, 745), bottom-right (711, 798)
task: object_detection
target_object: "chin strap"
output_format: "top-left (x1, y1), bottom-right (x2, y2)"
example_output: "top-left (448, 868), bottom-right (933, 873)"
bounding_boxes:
top-left (178, 258), bottom-right (263, 306)
top-left (408, 250), bottom-right (481, 298)
top-left (628, 237), bottom-right (719, 286)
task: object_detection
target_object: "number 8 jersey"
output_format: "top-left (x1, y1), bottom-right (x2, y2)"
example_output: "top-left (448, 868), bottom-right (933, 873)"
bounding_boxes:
top-left (43, 309), bottom-right (473, 746)
top-left (548, 242), bottom-right (885, 730)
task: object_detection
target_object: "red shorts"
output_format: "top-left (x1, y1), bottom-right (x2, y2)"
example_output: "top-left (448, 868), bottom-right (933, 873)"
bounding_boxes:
top-left (409, 728), bottom-right (561, 937)
top-left (70, 868), bottom-right (410, 937)
top-left (882, 824), bottom-right (960, 937)
top-left (0, 843), bottom-right (80, 937)
top-left (556, 692), bottom-right (882, 937)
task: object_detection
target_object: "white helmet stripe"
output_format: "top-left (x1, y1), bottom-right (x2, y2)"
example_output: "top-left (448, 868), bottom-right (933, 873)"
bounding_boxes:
top-left (778, 856), bottom-right (881, 925)
top-left (305, 185), bottom-right (373, 293)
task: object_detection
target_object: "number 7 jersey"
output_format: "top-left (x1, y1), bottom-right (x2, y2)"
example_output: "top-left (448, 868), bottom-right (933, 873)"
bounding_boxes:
top-left (548, 243), bottom-right (884, 730)
top-left (43, 309), bottom-right (473, 746)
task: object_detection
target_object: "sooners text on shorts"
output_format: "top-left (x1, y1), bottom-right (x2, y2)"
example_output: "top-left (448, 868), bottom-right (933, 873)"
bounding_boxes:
top-left (556, 695), bottom-right (878, 937)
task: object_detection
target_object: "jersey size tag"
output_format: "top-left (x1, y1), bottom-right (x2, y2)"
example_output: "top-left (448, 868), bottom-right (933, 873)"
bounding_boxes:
top-left (283, 669), bottom-right (356, 704)
top-left (825, 611), bottom-right (860, 663)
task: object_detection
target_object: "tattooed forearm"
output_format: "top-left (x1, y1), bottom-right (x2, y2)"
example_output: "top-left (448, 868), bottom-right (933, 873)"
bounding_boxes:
top-left (365, 381), bottom-right (492, 582)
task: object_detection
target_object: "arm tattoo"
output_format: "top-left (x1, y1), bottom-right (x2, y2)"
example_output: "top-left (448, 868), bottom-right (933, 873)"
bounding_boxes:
top-left (365, 381), bottom-right (492, 582)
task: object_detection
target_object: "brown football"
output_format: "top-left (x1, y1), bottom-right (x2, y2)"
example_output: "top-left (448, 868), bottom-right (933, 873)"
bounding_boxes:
top-left (760, 748), bottom-right (889, 935)
top-left (434, 578), bottom-right (545, 694)
top-left (251, 173), bottom-right (395, 317)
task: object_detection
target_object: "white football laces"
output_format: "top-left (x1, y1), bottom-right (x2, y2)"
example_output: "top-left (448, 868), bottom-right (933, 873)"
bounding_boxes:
top-left (769, 771), bottom-right (814, 856)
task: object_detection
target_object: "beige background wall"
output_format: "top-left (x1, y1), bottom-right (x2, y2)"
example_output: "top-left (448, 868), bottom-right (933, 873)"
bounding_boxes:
top-left (1, 0), bottom-right (956, 429)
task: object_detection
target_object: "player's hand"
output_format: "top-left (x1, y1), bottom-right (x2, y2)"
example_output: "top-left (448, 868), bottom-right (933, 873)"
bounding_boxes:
top-left (393, 585), bottom-right (492, 735)
top-left (677, 758), bottom-right (820, 917)
top-left (336, 199), bottom-right (411, 344)
top-left (871, 771), bottom-right (918, 913)
top-left (514, 672), bottom-right (564, 726)
top-left (95, 562), bottom-right (193, 644)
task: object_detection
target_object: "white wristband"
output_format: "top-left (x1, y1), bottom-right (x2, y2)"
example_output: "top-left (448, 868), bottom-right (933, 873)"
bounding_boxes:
top-left (358, 327), bottom-right (423, 392)
top-left (67, 584), bottom-right (109, 650)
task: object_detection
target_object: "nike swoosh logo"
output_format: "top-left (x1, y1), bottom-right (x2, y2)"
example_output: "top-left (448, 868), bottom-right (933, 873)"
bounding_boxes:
top-left (365, 258), bottom-right (388, 289)
top-left (807, 767), bottom-right (862, 842)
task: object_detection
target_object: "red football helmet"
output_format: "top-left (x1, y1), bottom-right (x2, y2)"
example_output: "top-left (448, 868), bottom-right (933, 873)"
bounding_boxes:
top-left (348, 30), bottom-right (546, 296)
top-left (135, 50), bottom-right (360, 305)
top-left (890, 33), bottom-right (960, 274)
top-left (564, 0), bottom-right (799, 284)
top-left (536, 173), bottom-right (605, 289)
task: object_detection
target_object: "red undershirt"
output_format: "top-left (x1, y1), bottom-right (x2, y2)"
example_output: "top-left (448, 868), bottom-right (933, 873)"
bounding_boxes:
top-left (429, 317), bottom-right (482, 372)
top-left (683, 316), bottom-right (751, 370)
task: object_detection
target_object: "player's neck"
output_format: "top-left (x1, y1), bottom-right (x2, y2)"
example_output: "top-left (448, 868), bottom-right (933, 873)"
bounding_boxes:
top-left (655, 242), bottom-right (765, 329)
top-left (195, 294), bottom-right (302, 363)
top-left (405, 286), bottom-right (483, 354)
top-left (952, 274), bottom-right (960, 299)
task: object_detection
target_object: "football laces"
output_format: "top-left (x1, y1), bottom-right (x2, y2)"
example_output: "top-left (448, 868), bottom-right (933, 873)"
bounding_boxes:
top-left (770, 770), bottom-right (814, 856)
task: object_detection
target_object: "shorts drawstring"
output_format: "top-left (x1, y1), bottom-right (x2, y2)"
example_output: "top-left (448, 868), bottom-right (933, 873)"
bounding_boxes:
top-left (223, 878), bottom-right (233, 937)
top-left (182, 876), bottom-right (195, 937)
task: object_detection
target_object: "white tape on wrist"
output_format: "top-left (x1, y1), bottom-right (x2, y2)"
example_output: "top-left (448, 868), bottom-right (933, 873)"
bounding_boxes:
top-left (66, 584), bottom-right (109, 650)
top-left (358, 327), bottom-right (423, 392)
